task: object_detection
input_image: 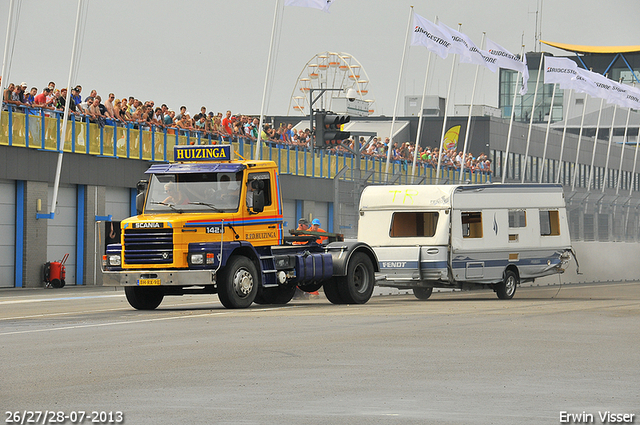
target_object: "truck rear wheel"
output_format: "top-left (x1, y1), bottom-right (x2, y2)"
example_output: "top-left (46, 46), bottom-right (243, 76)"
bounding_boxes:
top-left (217, 256), bottom-right (259, 309)
top-left (337, 252), bottom-right (375, 304)
top-left (323, 278), bottom-right (345, 304)
top-left (413, 287), bottom-right (433, 300)
top-left (125, 286), bottom-right (164, 310)
top-left (254, 285), bottom-right (297, 305)
top-left (496, 269), bottom-right (518, 300)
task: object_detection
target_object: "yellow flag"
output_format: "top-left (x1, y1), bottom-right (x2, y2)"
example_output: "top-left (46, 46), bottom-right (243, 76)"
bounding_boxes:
top-left (443, 125), bottom-right (461, 151)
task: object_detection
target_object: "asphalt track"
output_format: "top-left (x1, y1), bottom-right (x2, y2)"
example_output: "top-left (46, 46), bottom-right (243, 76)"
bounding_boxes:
top-left (1, 282), bottom-right (639, 424)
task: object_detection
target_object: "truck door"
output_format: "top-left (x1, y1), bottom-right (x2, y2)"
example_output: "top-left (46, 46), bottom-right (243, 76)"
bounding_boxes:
top-left (243, 171), bottom-right (281, 247)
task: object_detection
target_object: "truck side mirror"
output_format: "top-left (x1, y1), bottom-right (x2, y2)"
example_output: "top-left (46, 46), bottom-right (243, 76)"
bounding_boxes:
top-left (252, 191), bottom-right (265, 213)
top-left (136, 193), bottom-right (145, 215)
top-left (135, 180), bottom-right (148, 215)
top-left (248, 179), bottom-right (265, 213)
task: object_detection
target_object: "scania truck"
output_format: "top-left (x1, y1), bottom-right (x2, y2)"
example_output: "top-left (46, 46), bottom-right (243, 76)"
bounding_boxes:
top-left (102, 144), bottom-right (378, 309)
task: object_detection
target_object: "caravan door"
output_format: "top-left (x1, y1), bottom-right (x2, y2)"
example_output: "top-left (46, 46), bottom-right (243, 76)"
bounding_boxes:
top-left (375, 211), bottom-right (449, 284)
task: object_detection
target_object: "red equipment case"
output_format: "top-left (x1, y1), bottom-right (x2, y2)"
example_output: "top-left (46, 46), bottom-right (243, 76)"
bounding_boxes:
top-left (43, 253), bottom-right (68, 288)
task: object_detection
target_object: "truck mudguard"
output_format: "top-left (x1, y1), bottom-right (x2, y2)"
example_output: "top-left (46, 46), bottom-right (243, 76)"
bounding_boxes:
top-left (325, 241), bottom-right (380, 277)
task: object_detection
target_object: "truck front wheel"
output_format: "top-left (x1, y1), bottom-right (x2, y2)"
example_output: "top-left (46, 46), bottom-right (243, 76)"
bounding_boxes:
top-left (337, 252), bottom-right (375, 304)
top-left (125, 286), bottom-right (164, 310)
top-left (217, 256), bottom-right (259, 309)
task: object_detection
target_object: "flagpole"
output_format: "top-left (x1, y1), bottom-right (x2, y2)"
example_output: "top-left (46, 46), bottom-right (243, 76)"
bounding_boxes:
top-left (0, 0), bottom-right (16, 129)
top-left (539, 83), bottom-right (556, 183)
top-left (435, 23), bottom-right (461, 185)
top-left (411, 49), bottom-right (433, 183)
top-left (556, 88), bottom-right (573, 184)
top-left (521, 51), bottom-right (544, 183)
top-left (628, 120), bottom-right (640, 198)
top-left (625, 127), bottom-right (640, 238)
top-left (571, 94), bottom-right (589, 191)
top-left (586, 97), bottom-right (605, 191)
top-left (616, 106), bottom-right (632, 195)
top-left (255, 0), bottom-right (281, 160)
top-left (50, 0), bottom-right (83, 218)
top-left (501, 45), bottom-right (525, 184)
top-left (601, 103), bottom-right (618, 192)
top-left (385, 6), bottom-right (413, 181)
top-left (459, 32), bottom-right (486, 183)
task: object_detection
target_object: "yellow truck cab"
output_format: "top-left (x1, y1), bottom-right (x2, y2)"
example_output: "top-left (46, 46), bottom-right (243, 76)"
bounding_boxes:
top-left (103, 144), bottom-right (378, 310)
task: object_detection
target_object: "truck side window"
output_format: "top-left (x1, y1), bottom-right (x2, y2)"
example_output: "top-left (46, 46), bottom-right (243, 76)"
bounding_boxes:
top-left (540, 210), bottom-right (560, 236)
top-left (247, 172), bottom-right (271, 207)
top-left (462, 212), bottom-right (483, 238)
top-left (509, 210), bottom-right (526, 228)
top-left (390, 212), bottom-right (438, 237)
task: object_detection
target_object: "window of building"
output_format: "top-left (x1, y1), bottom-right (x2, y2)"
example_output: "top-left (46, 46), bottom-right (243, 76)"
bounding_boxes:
top-left (462, 212), bottom-right (483, 238)
top-left (390, 212), bottom-right (439, 238)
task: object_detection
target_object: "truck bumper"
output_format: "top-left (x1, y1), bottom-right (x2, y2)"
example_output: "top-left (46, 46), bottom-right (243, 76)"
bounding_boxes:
top-left (102, 269), bottom-right (217, 287)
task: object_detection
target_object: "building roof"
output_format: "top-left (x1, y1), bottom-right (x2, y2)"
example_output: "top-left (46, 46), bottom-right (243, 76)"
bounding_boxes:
top-left (541, 40), bottom-right (640, 54)
top-left (550, 105), bottom-right (640, 129)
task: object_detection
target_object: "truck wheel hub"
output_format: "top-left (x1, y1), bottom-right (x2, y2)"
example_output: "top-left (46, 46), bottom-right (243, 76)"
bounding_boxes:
top-left (233, 269), bottom-right (253, 297)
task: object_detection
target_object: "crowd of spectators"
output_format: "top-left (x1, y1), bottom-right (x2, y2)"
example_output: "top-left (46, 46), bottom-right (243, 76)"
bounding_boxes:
top-left (345, 136), bottom-right (492, 174)
top-left (1, 78), bottom-right (490, 173)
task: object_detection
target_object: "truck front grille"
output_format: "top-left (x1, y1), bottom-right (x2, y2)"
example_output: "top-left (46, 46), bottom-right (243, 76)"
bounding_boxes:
top-left (124, 228), bottom-right (173, 264)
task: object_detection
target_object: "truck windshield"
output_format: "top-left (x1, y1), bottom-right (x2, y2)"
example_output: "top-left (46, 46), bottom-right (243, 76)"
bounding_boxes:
top-left (144, 172), bottom-right (242, 213)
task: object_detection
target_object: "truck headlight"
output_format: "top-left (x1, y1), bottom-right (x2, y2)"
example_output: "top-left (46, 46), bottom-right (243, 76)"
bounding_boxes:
top-left (190, 253), bottom-right (204, 265)
top-left (108, 254), bottom-right (121, 266)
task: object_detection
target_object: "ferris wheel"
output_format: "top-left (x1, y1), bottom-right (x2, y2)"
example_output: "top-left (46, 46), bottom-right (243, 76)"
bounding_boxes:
top-left (288, 51), bottom-right (375, 116)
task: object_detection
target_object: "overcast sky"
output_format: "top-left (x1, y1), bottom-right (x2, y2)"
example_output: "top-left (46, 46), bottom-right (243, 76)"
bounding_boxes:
top-left (1, 0), bottom-right (639, 117)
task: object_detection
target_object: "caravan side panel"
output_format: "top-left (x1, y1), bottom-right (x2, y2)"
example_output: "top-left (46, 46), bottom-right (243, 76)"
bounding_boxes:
top-left (450, 196), bottom-right (572, 284)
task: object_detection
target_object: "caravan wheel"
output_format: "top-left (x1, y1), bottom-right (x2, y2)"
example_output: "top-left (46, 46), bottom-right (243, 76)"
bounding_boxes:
top-left (413, 287), bottom-right (433, 300)
top-left (496, 269), bottom-right (518, 300)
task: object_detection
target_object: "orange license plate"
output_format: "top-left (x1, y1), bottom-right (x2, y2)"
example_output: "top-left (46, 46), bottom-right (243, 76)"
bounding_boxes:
top-left (138, 278), bottom-right (161, 286)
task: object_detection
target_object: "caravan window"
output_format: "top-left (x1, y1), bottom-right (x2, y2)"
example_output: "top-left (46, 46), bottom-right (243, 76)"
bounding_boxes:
top-left (540, 210), bottom-right (560, 236)
top-left (509, 210), bottom-right (527, 228)
top-left (390, 212), bottom-right (438, 237)
top-left (462, 212), bottom-right (483, 238)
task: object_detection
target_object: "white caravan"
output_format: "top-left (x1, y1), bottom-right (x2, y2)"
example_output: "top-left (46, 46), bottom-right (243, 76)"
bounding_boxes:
top-left (358, 184), bottom-right (575, 300)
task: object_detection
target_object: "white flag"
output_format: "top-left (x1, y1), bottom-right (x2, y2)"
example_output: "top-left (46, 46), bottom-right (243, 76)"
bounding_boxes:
top-left (581, 71), bottom-right (638, 109)
top-left (607, 79), bottom-right (631, 108)
top-left (438, 23), bottom-right (475, 60)
top-left (486, 38), bottom-right (528, 95)
top-left (521, 52), bottom-right (529, 96)
top-left (621, 85), bottom-right (640, 110)
top-left (410, 13), bottom-right (450, 59)
top-left (438, 23), bottom-right (490, 71)
top-left (573, 68), bottom-right (607, 98)
top-left (477, 48), bottom-right (499, 73)
top-left (284, 0), bottom-right (334, 13)
top-left (544, 56), bottom-right (578, 90)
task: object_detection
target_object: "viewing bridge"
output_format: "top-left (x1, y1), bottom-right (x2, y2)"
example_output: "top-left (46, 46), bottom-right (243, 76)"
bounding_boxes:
top-left (0, 106), bottom-right (491, 185)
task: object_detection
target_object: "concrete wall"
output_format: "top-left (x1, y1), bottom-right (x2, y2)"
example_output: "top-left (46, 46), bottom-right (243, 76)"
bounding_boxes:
top-left (23, 181), bottom-right (48, 288)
